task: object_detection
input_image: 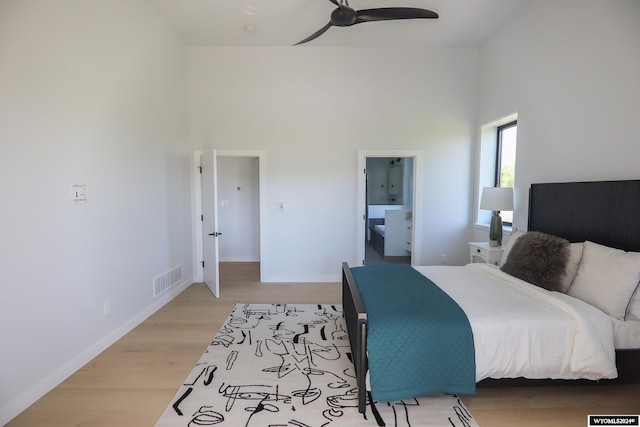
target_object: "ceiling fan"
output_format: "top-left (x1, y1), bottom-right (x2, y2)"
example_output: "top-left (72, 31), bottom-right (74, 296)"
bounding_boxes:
top-left (295, 0), bottom-right (439, 45)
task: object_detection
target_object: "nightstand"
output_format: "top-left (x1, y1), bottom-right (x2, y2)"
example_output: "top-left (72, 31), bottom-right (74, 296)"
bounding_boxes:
top-left (468, 242), bottom-right (504, 265)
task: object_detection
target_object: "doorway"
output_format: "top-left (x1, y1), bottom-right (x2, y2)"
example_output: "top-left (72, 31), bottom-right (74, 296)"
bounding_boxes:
top-left (217, 156), bottom-right (260, 270)
top-left (365, 157), bottom-right (414, 265)
top-left (194, 149), bottom-right (267, 297)
top-left (357, 150), bottom-right (423, 267)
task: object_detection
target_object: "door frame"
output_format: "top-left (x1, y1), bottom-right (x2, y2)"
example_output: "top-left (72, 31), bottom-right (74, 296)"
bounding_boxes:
top-left (357, 150), bottom-right (423, 266)
top-left (193, 149), bottom-right (267, 282)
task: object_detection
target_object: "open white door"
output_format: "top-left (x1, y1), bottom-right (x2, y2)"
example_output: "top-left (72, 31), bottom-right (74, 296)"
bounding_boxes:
top-left (201, 150), bottom-right (220, 298)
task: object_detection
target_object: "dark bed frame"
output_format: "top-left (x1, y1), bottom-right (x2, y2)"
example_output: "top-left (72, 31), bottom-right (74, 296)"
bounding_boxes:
top-left (342, 179), bottom-right (640, 416)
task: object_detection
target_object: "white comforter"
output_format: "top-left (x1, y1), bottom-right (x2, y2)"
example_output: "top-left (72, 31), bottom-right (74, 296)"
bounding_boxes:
top-left (414, 263), bottom-right (618, 381)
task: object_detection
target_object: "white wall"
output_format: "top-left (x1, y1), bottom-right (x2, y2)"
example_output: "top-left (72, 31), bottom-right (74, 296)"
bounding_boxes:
top-left (0, 1), bottom-right (191, 423)
top-left (189, 47), bottom-right (479, 279)
top-left (472, 0), bottom-right (640, 240)
top-left (217, 157), bottom-right (260, 262)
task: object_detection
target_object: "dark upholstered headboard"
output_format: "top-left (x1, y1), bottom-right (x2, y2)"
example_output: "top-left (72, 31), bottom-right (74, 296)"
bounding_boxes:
top-left (528, 180), bottom-right (640, 252)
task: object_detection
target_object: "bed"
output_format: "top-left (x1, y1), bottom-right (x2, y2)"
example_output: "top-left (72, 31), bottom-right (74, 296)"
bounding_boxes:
top-left (342, 179), bottom-right (640, 420)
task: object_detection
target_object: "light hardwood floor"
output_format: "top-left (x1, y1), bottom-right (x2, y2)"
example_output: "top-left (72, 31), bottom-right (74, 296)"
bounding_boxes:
top-left (7, 262), bottom-right (639, 426)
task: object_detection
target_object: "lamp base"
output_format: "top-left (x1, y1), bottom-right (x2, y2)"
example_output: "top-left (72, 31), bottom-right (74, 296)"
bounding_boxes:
top-left (489, 211), bottom-right (503, 246)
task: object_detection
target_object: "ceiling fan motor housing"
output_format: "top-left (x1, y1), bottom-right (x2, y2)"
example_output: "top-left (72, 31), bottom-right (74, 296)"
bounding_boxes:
top-left (331, 7), bottom-right (357, 26)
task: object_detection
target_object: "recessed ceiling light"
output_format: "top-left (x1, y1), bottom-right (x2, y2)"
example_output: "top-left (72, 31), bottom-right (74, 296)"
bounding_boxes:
top-left (244, 24), bottom-right (256, 33)
top-left (243, 6), bottom-right (257, 16)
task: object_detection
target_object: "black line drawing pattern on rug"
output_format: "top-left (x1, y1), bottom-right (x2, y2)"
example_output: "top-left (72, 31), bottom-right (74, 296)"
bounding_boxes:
top-left (167, 304), bottom-right (357, 426)
top-left (160, 304), bottom-right (476, 427)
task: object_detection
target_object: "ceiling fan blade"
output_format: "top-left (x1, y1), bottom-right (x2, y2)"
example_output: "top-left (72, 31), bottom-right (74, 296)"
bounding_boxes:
top-left (294, 22), bottom-right (334, 45)
top-left (355, 7), bottom-right (439, 24)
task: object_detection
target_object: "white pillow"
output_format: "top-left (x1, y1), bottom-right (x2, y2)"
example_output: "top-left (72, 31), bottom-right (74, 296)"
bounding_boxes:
top-left (568, 241), bottom-right (640, 320)
top-left (558, 242), bottom-right (584, 293)
top-left (627, 287), bottom-right (640, 319)
top-left (499, 229), bottom-right (526, 266)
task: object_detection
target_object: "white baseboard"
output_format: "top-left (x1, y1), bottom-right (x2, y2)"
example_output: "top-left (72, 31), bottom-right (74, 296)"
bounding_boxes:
top-left (261, 274), bottom-right (341, 283)
top-left (0, 278), bottom-right (193, 426)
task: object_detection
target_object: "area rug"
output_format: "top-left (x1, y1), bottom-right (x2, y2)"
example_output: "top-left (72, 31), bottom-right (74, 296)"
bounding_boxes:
top-left (155, 303), bottom-right (479, 427)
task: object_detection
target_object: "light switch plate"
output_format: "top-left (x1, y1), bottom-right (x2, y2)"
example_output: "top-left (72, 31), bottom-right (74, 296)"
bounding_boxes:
top-left (72, 184), bottom-right (87, 203)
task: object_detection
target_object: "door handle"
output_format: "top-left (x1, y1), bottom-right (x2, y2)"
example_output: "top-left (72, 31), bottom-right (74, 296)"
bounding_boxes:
top-left (208, 232), bottom-right (222, 237)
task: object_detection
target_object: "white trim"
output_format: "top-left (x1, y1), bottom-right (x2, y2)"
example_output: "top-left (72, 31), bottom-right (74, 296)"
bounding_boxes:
top-left (475, 112), bottom-right (519, 225)
top-left (483, 112), bottom-right (518, 128)
top-left (357, 150), bottom-right (423, 266)
top-left (192, 150), bottom-right (205, 282)
top-left (0, 278), bottom-right (193, 426)
top-left (262, 275), bottom-right (341, 283)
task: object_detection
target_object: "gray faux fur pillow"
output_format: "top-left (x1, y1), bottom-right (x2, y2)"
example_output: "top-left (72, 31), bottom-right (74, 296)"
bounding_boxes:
top-left (500, 231), bottom-right (570, 292)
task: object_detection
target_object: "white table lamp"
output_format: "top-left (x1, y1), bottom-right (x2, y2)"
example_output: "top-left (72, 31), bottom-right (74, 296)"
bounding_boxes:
top-left (480, 187), bottom-right (514, 246)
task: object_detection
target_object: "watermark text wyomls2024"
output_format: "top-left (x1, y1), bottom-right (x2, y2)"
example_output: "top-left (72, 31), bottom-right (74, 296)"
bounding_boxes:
top-left (588, 415), bottom-right (639, 426)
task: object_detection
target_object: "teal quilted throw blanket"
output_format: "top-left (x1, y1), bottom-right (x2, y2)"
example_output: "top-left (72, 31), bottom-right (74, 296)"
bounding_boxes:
top-left (351, 264), bottom-right (476, 402)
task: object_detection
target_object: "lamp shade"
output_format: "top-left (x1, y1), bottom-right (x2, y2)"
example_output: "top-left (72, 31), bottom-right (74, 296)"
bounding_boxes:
top-left (480, 187), bottom-right (513, 211)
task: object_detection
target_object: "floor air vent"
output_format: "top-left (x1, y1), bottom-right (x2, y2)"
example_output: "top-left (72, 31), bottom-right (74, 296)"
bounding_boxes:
top-left (153, 265), bottom-right (182, 297)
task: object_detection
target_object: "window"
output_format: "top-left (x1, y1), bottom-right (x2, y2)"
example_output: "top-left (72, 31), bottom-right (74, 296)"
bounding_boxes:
top-left (477, 113), bottom-right (518, 229)
top-left (495, 121), bottom-right (517, 224)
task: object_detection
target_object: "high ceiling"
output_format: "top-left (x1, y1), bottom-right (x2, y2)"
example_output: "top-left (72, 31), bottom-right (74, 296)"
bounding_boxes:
top-left (152, 0), bottom-right (528, 48)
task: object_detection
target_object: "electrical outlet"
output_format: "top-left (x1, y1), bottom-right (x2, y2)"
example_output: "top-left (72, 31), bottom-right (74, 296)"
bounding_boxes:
top-left (103, 298), bottom-right (111, 316)
top-left (440, 254), bottom-right (447, 264)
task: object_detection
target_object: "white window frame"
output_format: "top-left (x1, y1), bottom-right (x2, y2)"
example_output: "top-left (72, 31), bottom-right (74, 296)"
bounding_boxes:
top-left (475, 113), bottom-right (518, 229)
